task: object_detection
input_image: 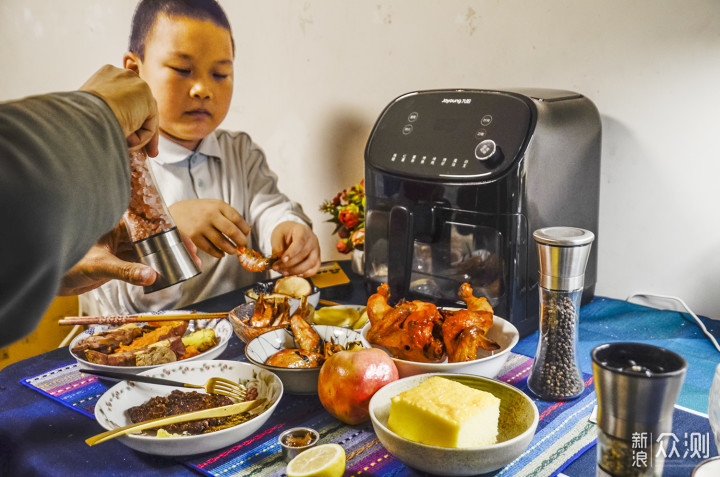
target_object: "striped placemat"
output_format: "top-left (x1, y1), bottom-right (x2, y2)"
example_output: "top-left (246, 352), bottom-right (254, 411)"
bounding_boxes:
top-left (21, 352), bottom-right (597, 476)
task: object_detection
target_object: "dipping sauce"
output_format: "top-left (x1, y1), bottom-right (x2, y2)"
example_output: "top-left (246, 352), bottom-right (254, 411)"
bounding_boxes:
top-left (283, 430), bottom-right (314, 448)
top-left (278, 427), bottom-right (320, 462)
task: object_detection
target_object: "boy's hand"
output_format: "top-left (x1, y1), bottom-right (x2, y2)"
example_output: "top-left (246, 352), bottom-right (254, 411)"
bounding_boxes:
top-left (169, 199), bottom-right (251, 258)
top-left (80, 64), bottom-right (159, 156)
top-left (270, 222), bottom-right (321, 278)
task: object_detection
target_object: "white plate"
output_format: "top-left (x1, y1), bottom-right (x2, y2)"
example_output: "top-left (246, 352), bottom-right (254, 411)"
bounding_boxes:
top-left (93, 360), bottom-right (283, 456)
top-left (69, 314), bottom-right (232, 374)
top-left (245, 325), bottom-right (370, 394)
top-left (361, 315), bottom-right (519, 378)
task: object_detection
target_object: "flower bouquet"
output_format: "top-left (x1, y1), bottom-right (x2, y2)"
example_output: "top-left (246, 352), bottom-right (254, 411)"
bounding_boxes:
top-left (320, 180), bottom-right (365, 254)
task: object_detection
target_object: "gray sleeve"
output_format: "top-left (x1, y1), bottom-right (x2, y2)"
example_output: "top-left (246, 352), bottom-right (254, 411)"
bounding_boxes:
top-left (0, 91), bottom-right (130, 346)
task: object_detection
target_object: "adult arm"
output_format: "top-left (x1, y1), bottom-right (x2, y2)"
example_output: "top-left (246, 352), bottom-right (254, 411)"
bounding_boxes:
top-left (0, 91), bottom-right (129, 346)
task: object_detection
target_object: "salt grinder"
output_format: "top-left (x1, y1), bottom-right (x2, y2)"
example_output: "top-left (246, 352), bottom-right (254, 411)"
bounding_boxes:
top-left (527, 226), bottom-right (594, 401)
top-left (123, 151), bottom-right (200, 293)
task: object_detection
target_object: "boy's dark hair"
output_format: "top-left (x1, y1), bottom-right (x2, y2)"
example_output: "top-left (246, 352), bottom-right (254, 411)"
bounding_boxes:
top-left (129, 0), bottom-right (234, 60)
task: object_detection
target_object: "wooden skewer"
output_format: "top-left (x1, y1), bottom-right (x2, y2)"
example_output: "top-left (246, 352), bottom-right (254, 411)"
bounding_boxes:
top-left (58, 311), bottom-right (228, 326)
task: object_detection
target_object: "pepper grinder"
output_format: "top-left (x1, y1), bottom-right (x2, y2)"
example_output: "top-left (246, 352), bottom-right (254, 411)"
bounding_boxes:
top-left (527, 226), bottom-right (594, 401)
top-left (123, 151), bottom-right (200, 293)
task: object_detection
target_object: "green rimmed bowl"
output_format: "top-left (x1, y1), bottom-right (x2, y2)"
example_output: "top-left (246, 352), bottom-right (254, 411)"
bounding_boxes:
top-left (368, 373), bottom-right (538, 476)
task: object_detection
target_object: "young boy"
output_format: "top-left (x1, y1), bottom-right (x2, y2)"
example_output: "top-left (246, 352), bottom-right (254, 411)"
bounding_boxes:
top-left (81, 0), bottom-right (320, 314)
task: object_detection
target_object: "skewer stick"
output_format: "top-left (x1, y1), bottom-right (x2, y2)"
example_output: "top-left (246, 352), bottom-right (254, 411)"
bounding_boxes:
top-left (58, 311), bottom-right (228, 326)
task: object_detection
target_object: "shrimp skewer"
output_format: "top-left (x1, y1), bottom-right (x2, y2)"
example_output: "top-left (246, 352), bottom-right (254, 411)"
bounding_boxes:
top-left (236, 246), bottom-right (280, 272)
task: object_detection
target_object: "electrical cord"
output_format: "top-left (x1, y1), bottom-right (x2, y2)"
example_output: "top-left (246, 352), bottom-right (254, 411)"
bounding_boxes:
top-left (626, 292), bottom-right (720, 353)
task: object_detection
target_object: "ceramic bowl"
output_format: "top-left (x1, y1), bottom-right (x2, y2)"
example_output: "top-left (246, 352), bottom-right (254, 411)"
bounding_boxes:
top-left (244, 325), bottom-right (370, 394)
top-left (369, 373), bottom-right (538, 476)
top-left (243, 279), bottom-right (320, 314)
top-left (229, 301), bottom-right (315, 344)
top-left (70, 316), bottom-right (233, 374)
top-left (93, 360), bottom-right (283, 456)
top-left (361, 315), bottom-right (519, 378)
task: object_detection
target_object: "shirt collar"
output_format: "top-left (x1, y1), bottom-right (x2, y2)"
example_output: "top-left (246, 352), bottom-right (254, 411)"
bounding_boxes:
top-left (154, 133), bottom-right (222, 165)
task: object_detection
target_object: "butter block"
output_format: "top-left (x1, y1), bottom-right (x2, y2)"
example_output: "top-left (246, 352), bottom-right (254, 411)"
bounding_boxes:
top-left (387, 376), bottom-right (500, 448)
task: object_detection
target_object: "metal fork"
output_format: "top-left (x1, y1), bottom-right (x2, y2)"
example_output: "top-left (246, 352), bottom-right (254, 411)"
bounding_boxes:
top-left (79, 369), bottom-right (247, 402)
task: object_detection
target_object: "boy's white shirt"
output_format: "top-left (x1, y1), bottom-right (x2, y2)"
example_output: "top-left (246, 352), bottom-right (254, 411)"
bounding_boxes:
top-left (79, 130), bottom-right (311, 315)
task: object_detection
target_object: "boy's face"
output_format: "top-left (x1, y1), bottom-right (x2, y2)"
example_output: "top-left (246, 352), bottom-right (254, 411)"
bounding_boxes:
top-left (125, 14), bottom-right (234, 150)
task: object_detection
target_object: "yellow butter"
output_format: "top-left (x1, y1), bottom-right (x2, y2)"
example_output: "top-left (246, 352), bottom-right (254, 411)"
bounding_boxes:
top-left (388, 376), bottom-right (500, 448)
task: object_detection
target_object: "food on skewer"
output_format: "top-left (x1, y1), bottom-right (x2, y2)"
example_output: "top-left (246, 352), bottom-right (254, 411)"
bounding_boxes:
top-left (366, 283), bottom-right (499, 363)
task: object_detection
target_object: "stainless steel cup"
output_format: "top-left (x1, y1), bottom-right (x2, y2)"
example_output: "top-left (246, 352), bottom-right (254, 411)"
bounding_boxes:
top-left (279, 427), bottom-right (320, 463)
top-left (592, 342), bottom-right (687, 476)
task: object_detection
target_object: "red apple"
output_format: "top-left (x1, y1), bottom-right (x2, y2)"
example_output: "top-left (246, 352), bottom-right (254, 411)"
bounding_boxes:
top-left (318, 348), bottom-right (398, 425)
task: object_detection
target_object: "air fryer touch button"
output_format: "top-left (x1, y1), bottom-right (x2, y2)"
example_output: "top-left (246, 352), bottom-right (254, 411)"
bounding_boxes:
top-left (402, 124), bottom-right (413, 135)
top-left (408, 112), bottom-right (419, 122)
top-left (475, 139), bottom-right (498, 161)
top-left (481, 115), bottom-right (493, 126)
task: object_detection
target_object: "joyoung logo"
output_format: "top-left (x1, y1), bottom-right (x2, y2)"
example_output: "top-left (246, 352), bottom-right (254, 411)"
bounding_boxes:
top-left (441, 98), bottom-right (472, 105)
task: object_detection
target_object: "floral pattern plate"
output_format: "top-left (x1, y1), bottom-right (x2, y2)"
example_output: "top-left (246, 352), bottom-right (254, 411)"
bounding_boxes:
top-left (92, 360), bottom-right (283, 456)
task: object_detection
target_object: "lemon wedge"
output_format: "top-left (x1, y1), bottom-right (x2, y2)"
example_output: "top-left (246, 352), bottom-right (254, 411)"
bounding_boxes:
top-left (313, 307), bottom-right (359, 327)
top-left (286, 443), bottom-right (346, 477)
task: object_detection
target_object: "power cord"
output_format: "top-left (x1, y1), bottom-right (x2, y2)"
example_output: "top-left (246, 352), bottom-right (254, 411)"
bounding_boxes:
top-left (626, 292), bottom-right (720, 353)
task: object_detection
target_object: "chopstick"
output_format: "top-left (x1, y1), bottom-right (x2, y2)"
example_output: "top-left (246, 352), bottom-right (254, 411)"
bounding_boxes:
top-left (58, 311), bottom-right (228, 326)
top-left (85, 398), bottom-right (265, 446)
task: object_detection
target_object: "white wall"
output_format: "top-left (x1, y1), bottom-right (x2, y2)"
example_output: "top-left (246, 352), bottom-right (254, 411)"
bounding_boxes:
top-left (2, 1), bottom-right (719, 318)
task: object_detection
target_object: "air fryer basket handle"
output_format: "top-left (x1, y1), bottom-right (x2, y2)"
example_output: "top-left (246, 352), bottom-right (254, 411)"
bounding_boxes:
top-left (388, 205), bottom-right (414, 304)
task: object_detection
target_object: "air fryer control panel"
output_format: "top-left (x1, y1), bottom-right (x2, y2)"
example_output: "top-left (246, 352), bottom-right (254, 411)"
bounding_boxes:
top-left (365, 90), bottom-right (535, 181)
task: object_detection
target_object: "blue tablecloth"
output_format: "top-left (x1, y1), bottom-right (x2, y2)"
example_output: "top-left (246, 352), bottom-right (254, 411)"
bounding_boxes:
top-left (1, 282), bottom-right (719, 476)
top-left (515, 296), bottom-right (720, 412)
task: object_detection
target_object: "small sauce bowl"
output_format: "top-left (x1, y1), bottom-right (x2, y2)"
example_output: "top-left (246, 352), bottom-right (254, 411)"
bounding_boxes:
top-left (279, 427), bottom-right (320, 463)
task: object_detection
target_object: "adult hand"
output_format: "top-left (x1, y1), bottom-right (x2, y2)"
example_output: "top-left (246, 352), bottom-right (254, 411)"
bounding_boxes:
top-left (270, 221), bottom-right (321, 278)
top-left (58, 223), bottom-right (202, 296)
top-left (169, 199), bottom-right (251, 259)
top-left (80, 65), bottom-right (159, 156)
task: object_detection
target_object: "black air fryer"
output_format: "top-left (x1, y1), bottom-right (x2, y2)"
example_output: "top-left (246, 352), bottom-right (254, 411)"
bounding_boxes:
top-left (363, 89), bottom-right (601, 338)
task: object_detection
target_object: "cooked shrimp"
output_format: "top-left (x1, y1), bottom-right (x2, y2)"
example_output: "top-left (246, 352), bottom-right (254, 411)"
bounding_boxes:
top-left (236, 246), bottom-right (280, 272)
top-left (265, 349), bottom-right (324, 368)
top-left (290, 313), bottom-right (322, 354)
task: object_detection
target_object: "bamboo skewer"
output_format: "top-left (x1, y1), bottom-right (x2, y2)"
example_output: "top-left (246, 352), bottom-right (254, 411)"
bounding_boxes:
top-left (58, 311), bottom-right (228, 326)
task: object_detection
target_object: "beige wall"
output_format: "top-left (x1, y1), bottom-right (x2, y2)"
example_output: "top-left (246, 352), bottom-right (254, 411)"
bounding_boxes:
top-left (2, 1), bottom-right (720, 318)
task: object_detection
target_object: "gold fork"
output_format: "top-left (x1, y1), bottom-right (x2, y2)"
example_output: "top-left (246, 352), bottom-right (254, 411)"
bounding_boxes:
top-left (86, 398), bottom-right (266, 446)
top-left (78, 369), bottom-right (247, 402)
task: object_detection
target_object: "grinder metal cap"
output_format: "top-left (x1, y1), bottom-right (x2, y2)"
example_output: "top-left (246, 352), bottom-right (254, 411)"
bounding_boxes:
top-left (534, 227), bottom-right (594, 291)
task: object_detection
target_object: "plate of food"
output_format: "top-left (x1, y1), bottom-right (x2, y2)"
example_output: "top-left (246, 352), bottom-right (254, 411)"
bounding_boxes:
top-left (361, 283), bottom-right (519, 378)
top-left (245, 324), bottom-right (370, 394)
top-left (92, 360), bottom-right (283, 456)
top-left (69, 314), bottom-right (233, 374)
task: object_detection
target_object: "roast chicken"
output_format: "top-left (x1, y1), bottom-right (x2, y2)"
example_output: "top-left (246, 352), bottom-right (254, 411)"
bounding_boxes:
top-left (366, 282), bottom-right (499, 363)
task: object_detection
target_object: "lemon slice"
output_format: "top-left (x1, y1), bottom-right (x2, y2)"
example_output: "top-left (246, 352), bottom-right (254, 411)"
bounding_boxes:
top-left (313, 307), bottom-right (359, 327)
top-left (286, 443), bottom-right (346, 477)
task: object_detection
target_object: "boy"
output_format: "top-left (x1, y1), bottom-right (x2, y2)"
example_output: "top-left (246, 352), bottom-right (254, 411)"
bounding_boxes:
top-left (81, 0), bottom-right (320, 314)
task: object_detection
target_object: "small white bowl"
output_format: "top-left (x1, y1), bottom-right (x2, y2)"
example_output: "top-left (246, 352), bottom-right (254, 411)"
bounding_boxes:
top-left (244, 325), bottom-right (370, 394)
top-left (93, 360), bottom-right (283, 456)
top-left (361, 315), bottom-right (519, 378)
top-left (70, 316), bottom-right (233, 374)
top-left (369, 373), bottom-right (538, 476)
top-left (244, 279), bottom-right (320, 314)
